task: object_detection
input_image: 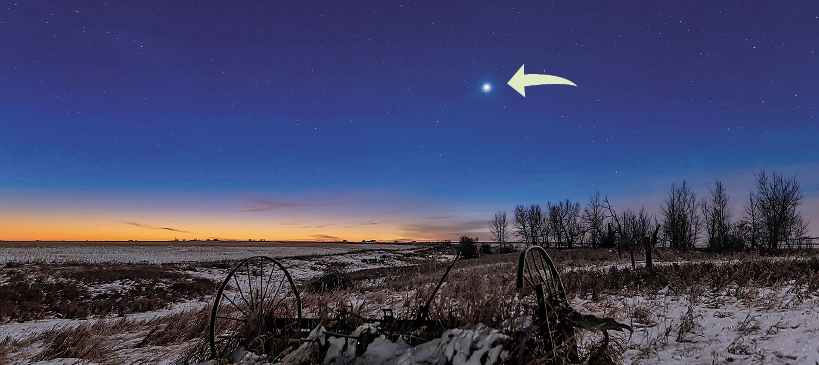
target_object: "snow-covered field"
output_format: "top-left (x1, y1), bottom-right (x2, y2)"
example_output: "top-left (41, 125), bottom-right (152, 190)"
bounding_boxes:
top-left (585, 288), bottom-right (819, 364)
top-left (0, 245), bottom-right (363, 264)
top-left (2, 245), bottom-right (818, 364)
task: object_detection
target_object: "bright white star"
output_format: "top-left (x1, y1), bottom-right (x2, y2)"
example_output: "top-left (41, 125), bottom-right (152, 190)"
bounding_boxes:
top-left (482, 83), bottom-right (491, 92)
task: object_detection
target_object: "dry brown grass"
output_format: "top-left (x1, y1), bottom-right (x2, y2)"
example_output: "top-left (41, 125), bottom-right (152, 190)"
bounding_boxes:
top-left (137, 307), bottom-right (211, 348)
top-left (298, 251), bottom-right (623, 364)
top-left (0, 308), bottom-right (213, 364)
top-left (6, 246), bottom-right (813, 364)
top-left (0, 262), bottom-right (217, 321)
top-left (0, 336), bottom-right (36, 364)
top-left (562, 256), bottom-right (819, 298)
top-left (34, 319), bottom-right (122, 363)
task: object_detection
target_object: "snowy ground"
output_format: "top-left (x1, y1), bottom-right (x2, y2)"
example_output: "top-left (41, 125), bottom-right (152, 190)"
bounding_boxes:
top-left (0, 245), bottom-right (363, 264)
top-left (0, 244), bottom-right (430, 364)
top-left (201, 287), bottom-right (819, 365)
top-left (3, 245), bottom-right (819, 364)
top-left (575, 289), bottom-right (819, 364)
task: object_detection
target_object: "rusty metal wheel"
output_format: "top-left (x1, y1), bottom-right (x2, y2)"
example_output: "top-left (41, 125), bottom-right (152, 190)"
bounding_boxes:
top-left (210, 256), bottom-right (301, 361)
top-left (516, 246), bottom-right (566, 313)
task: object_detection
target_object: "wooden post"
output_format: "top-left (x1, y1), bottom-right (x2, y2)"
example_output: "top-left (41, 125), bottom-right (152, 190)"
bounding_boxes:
top-left (629, 241), bottom-right (635, 270)
top-left (643, 236), bottom-right (653, 268)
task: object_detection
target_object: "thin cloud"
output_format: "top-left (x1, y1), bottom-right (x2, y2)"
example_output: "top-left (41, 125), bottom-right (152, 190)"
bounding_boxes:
top-left (279, 220), bottom-right (309, 226)
top-left (124, 221), bottom-right (190, 233)
top-left (309, 234), bottom-right (344, 242)
top-left (300, 224), bottom-right (336, 229)
top-left (343, 222), bottom-right (379, 229)
top-left (240, 194), bottom-right (357, 213)
top-left (399, 219), bottom-right (488, 239)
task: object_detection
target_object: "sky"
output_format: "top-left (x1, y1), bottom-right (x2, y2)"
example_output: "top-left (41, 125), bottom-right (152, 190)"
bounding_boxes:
top-left (1, 0), bottom-right (817, 241)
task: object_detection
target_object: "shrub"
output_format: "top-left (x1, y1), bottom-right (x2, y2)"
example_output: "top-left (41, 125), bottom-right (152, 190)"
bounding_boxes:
top-left (480, 243), bottom-right (493, 255)
top-left (307, 266), bottom-right (352, 293)
top-left (458, 236), bottom-right (478, 259)
top-left (498, 244), bottom-right (518, 254)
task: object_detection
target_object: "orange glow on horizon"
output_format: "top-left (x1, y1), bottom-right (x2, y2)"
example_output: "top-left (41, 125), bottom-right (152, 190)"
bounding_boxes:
top-left (0, 210), bottom-right (449, 242)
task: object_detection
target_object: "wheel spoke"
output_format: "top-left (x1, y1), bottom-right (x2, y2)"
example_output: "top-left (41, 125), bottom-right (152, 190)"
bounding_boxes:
top-left (266, 278), bottom-right (288, 316)
top-left (246, 262), bottom-right (254, 310)
top-left (258, 258), bottom-right (265, 309)
top-left (216, 315), bottom-right (246, 322)
top-left (216, 335), bottom-right (246, 342)
top-left (261, 262), bottom-right (279, 306)
top-left (221, 293), bottom-right (248, 317)
top-left (269, 288), bottom-right (291, 315)
top-left (269, 274), bottom-right (286, 305)
top-left (535, 253), bottom-right (549, 288)
top-left (233, 270), bottom-right (252, 309)
top-left (524, 255), bottom-right (536, 288)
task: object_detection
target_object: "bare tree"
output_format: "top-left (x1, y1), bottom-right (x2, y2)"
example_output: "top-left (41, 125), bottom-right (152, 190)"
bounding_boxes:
top-left (787, 215), bottom-right (810, 248)
top-left (583, 191), bottom-right (608, 248)
top-left (603, 196), bottom-right (625, 256)
top-left (545, 200), bottom-right (582, 249)
top-left (489, 211), bottom-right (510, 251)
top-left (527, 204), bottom-right (546, 246)
top-left (513, 205), bottom-right (530, 245)
top-left (622, 207), bottom-right (656, 244)
top-left (701, 181), bottom-right (733, 252)
top-left (547, 201), bottom-right (563, 247)
top-left (741, 192), bottom-right (762, 250)
top-left (558, 199), bottom-right (583, 249)
top-left (538, 210), bottom-right (552, 247)
top-left (753, 171), bottom-right (805, 250)
top-left (610, 206), bottom-right (658, 267)
top-left (513, 204), bottom-right (551, 246)
top-left (661, 180), bottom-right (701, 251)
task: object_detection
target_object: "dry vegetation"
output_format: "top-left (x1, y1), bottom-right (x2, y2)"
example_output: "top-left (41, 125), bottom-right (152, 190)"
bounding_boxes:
top-left (2, 244), bottom-right (818, 364)
top-left (563, 254), bottom-right (819, 298)
top-left (0, 262), bottom-right (217, 322)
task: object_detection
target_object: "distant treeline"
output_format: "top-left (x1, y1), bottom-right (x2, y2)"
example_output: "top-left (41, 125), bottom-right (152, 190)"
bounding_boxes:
top-left (489, 170), bottom-right (810, 252)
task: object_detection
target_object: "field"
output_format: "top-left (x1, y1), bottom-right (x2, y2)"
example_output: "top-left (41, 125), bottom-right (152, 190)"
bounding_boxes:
top-left (1, 242), bottom-right (819, 364)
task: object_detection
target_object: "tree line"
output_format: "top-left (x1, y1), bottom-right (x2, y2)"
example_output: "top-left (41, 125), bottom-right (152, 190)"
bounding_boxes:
top-left (489, 170), bottom-right (810, 252)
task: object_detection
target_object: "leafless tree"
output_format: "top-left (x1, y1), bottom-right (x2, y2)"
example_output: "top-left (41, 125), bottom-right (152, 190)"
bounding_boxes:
top-left (788, 215), bottom-right (810, 248)
top-left (545, 199), bottom-right (583, 249)
top-left (701, 181), bottom-right (733, 251)
top-left (538, 211), bottom-right (552, 247)
top-left (622, 207), bottom-right (656, 244)
top-left (489, 211), bottom-right (510, 251)
top-left (513, 204), bottom-right (550, 246)
top-left (526, 204), bottom-right (546, 246)
top-left (603, 196), bottom-right (625, 255)
top-left (661, 180), bottom-right (701, 251)
top-left (547, 202), bottom-right (563, 246)
top-left (753, 171), bottom-right (806, 250)
top-left (513, 205), bottom-right (530, 245)
top-left (583, 191), bottom-right (608, 248)
top-left (741, 192), bottom-right (762, 250)
top-left (563, 200), bottom-right (583, 249)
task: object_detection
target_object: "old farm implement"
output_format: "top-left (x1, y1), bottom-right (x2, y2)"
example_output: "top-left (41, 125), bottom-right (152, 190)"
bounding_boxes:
top-left (208, 247), bottom-right (631, 362)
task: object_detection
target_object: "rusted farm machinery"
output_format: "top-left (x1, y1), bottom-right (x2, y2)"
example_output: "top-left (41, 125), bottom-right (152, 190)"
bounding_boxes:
top-left (208, 246), bottom-right (631, 363)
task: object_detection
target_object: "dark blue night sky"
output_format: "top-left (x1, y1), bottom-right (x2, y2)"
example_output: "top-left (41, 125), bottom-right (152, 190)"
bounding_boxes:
top-left (1, 0), bottom-right (817, 241)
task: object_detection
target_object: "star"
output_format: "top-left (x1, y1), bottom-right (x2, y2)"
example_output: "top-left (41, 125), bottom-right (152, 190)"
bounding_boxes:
top-left (482, 83), bottom-right (491, 92)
